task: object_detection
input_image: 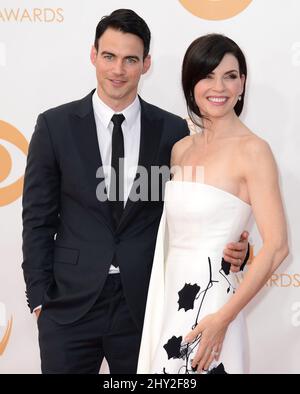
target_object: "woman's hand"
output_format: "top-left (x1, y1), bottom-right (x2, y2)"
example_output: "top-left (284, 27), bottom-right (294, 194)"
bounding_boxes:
top-left (184, 313), bottom-right (229, 373)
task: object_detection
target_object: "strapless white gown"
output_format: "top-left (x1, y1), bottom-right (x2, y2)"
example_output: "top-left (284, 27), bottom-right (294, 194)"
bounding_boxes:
top-left (137, 181), bottom-right (252, 374)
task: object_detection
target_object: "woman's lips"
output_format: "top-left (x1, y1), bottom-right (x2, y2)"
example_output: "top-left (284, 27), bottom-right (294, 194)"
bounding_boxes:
top-left (207, 96), bottom-right (229, 106)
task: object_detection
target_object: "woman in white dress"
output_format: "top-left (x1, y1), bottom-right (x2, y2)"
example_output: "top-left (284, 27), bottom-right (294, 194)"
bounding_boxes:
top-left (137, 34), bottom-right (288, 374)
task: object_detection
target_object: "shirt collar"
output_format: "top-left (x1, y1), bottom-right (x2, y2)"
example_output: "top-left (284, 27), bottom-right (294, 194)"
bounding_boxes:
top-left (92, 90), bottom-right (140, 130)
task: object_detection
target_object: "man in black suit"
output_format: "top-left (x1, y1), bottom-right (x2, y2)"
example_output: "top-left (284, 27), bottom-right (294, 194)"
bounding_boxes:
top-left (22, 9), bottom-right (249, 374)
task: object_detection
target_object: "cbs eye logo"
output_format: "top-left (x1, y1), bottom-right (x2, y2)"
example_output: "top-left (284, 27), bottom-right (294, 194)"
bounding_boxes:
top-left (179, 0), bottom-right (252, 20)
top-left (0, 120), bottom-right (28, 206)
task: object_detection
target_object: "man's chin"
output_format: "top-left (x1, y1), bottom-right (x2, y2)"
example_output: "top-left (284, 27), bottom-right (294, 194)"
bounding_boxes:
top-left (99, 86), bottom-right (136, 107)
top-left (108, 90), bottom-right (136, 103)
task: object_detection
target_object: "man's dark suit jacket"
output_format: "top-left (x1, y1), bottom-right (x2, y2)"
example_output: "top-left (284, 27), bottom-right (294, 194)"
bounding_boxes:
top-left (22, 90), bottom-right (189, 329)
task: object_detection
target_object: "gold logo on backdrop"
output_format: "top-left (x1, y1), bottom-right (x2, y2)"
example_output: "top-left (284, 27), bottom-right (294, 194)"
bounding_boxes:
top-left (0, 8), bottom-right (64, 23)
top-left (0, 120), bottom-right (28, 206)
top-left (236, 245), bottom-right (299, 288)
top-left (0, 317), bottom-right (13, 356)
top-left (179, 0), bottom-right (252, 20)
top-left (266, 274), bottom-right (300, 288)
top-left (239, 273), bottom-right (300, 288)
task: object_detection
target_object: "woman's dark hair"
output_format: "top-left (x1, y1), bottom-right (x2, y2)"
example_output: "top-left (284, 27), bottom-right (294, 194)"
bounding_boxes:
top-left (94, 9), bottom-right (151, 59)
top-left (182, 34), bottom-right (247, 127)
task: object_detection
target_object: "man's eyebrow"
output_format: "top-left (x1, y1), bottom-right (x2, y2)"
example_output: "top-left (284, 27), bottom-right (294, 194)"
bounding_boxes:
top-left (100, 51), bottom-right (141, 61)
top-left (100, 51), bottom-right (115, 56)
top-left (124, 55), bottom-right (140, 61)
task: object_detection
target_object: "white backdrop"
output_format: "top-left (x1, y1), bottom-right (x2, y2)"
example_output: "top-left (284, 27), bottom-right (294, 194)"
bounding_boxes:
top-left (0, 0), bottom-right (299, 374)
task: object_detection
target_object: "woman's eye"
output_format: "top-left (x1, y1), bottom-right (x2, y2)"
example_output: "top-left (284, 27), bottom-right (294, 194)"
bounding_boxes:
top-left (227, 74), bottom-right (238, 79)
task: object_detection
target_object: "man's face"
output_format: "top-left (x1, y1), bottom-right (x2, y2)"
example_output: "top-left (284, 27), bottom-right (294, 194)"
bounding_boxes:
top-left (91, 28), bottom-right (151, 111)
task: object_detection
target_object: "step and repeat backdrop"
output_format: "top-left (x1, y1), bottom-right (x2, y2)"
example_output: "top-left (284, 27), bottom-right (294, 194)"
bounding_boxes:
top-left (0, 0), bottom-right (299, 373)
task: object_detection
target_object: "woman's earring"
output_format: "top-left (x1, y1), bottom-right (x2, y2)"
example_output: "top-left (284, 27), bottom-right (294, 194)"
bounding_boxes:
top-left (238, 95), bottom-right (242, 101)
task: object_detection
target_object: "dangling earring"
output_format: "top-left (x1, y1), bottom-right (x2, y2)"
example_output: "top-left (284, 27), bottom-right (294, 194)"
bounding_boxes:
top-left (238, 95), bottom-right (242, 101)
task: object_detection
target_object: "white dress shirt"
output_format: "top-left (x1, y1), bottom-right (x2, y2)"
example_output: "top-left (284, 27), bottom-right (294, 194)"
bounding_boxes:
top-left (92, 90), bottom-right (141, 274)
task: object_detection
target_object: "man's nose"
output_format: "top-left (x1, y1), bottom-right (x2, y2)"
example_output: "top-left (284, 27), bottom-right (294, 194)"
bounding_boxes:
top-left (112, 59), bottom-right (125, 75)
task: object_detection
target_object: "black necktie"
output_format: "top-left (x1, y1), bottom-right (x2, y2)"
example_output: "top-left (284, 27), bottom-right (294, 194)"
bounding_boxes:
top-left (110, 114), bottom-right (125, 229)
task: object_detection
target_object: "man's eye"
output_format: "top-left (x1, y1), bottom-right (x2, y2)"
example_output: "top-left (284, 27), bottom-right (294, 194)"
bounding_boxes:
top-left (126, 58), bottom-right (137, 64)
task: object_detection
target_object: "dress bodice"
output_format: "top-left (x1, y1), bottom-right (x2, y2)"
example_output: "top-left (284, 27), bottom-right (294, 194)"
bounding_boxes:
top-left (165, 181), bottom-right (252, 256)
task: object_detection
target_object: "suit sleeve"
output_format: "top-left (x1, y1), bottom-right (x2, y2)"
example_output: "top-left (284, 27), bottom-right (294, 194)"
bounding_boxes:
top-left (181, 118), bottom-right (190, 137)
top-left (22, 113), bottom-right (60, 312)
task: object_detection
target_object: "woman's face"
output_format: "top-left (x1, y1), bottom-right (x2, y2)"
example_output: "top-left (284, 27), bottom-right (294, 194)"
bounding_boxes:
top-left (194, 53), bottom-right (245, 120)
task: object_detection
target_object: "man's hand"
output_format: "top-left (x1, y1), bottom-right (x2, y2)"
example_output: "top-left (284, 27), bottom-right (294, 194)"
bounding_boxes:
top-left (34, 308), bottom-right (41, 320)
top-left (223, 231), bottom-right (249, 273)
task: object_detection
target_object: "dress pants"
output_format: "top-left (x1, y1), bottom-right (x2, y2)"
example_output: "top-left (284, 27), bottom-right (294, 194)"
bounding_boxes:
top-left (38, 274), bottom-right (141, 374)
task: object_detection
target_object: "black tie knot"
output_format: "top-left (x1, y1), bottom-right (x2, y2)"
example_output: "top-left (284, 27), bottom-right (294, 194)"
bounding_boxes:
top-left (111, 114), bottom-right (125, 128)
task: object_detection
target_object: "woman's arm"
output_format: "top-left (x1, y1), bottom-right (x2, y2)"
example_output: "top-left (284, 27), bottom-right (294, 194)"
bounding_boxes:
top-left (220, 138), bottom-right (288, 321)
top-left (186, 137), bottom-right (289, 372)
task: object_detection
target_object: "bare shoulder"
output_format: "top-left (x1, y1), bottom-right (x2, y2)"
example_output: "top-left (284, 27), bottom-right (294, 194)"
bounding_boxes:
top-left (171, 135), bottom-right (194, 164)
top-left (241, 130), bottom-right (273, 158)
top-left (173, 135), bottom-right (194, 151)
top-left (240, 129), bottom-right (277, 173)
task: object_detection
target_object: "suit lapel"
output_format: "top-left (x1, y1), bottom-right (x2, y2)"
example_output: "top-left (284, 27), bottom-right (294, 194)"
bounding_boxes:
top-left (117, 98), bottom-right (164, 233)
top-left (70, 91), bottom-right (114, 232)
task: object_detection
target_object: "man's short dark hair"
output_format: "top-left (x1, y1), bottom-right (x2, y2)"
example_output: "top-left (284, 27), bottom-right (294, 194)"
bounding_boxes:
top-left (94, 9), bottom-right (151, 59)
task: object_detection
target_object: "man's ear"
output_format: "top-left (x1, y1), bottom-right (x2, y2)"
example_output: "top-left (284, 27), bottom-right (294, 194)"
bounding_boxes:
top-left (142, 55), bottom-right (151, 75)
top-left (90, 46), bottom-right (97, 66)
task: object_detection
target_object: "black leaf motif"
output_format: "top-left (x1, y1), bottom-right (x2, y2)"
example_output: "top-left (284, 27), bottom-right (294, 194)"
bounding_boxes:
top-left (221, 258), bottom-right (230, 275)
top-left (227, 287), bottom-right (230, 294)
top-left (178, 283), bottom-right (200, 312)
top-left (163, 336), bottom-right (183, 360)
top-left (207, 363), bottom-right (228, 374)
